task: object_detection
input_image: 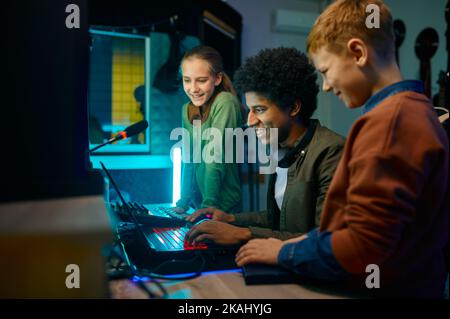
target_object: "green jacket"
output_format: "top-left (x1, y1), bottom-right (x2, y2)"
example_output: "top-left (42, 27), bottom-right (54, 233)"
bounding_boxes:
top-left (233, 120), bottom-right (345, 239)
top-left (176, 91), bottom-right (242, 213)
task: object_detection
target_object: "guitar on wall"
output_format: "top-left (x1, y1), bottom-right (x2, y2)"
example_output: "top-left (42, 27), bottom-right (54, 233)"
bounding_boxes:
top-left (415, 27), bottom-right (439, 99)
top-left (445, 0), bottom-right (450, 110)
top-left (433, 1), bottom-right (449, 127)
top-left (393, 19), bottom-right (406, 67)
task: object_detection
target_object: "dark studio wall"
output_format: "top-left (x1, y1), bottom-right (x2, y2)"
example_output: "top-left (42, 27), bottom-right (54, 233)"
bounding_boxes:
top-left (89, 0), bottom-right (242, 80)
top-left (0, 0), bottom-right (104, 202)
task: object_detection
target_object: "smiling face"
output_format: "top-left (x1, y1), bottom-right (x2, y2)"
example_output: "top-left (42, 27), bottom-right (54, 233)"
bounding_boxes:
top-left (245, 92), bottom-right (294, 145)
top-left (311, 46), bottom-right (371, 108)
top-left (181, 57), bottom-right (222, 107)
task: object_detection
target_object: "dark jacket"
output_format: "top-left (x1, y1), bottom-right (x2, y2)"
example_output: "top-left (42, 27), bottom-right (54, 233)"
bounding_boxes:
top-left (233, 120), bottom-right (345, 240)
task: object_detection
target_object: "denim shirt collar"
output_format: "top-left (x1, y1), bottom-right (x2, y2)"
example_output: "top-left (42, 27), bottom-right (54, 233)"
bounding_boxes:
top-left (362, 80), bottom-right (424, 114)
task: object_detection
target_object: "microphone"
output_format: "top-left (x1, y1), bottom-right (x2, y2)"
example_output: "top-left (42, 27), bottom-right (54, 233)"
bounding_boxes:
top-left (89, 120), bottom-right (148, 154)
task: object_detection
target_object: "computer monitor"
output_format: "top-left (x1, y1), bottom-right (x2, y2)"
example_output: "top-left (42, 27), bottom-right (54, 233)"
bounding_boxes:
top-left (1, 0), bottom-right (103, 202)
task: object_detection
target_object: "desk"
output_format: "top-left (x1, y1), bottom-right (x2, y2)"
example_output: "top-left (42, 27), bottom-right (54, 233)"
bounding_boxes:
top-left (109, 270), bottom-right (355, 299)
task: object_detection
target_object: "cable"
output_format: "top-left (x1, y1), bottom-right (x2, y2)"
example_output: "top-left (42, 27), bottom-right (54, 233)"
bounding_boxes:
top-left (132, 276), bottom-right (168, 299)
top-left (148, 279), bottom-right (169, 298)
top-left (105, 241), bottom-right (206, 298)
top-left (106, 244), bottom-right (168, 299)
top-left (114, 226), bottom-right (206, 281)
top-left (136, 252), bottom-right (206, 281)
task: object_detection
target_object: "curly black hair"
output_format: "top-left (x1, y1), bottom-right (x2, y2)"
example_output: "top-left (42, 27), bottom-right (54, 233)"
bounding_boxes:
top-left (234, 47), bottom-right (319, 124)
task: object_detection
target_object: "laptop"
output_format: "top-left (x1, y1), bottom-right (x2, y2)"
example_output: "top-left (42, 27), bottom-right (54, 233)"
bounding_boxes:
top-left (99, 161), bottom-right (240, 275)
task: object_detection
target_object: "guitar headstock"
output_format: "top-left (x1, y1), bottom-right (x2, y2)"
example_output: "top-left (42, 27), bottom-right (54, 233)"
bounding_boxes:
top-left (446, 0), bottom-right (449, 23)
top-left (446, 1), bottom-right (449, 52)
top-left (415, 27), bottom-right (439, 61)
top-left (394, 19), bottom-right (406, 49)
top-left (437, 70), bottom-right (448, 86)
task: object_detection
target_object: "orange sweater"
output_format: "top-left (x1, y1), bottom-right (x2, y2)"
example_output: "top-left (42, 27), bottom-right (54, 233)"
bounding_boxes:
top-left (320, 91), bottom-right (449, 297)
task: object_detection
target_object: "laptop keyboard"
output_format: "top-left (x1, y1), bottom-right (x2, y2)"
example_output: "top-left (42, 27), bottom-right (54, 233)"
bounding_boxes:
top-left (113, 201), bottom-right (208, 250)
top-left (152, 227), bottom-right (208, 250)
top-left (148, 206), bottom-right (189, 219)
top-left (111, 201), bottom-right (186, 227)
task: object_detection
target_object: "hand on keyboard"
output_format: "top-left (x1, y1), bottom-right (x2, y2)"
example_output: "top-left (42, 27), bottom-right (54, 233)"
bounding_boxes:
top-left (185, 207), bottom-right (235, 223)
top-left (171, 207), bottom-right (186, 214)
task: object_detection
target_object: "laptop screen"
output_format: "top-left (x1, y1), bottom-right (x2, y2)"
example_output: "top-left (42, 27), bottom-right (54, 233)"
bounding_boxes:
top-left (99, 161), bottom-right (150, 247)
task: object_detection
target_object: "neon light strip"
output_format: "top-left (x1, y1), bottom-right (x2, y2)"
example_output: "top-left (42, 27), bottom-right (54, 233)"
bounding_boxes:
top-left (172, 147), bottom-right (181, 205)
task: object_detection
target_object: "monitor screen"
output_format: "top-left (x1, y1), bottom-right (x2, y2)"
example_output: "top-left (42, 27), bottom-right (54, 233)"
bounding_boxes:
top-left (1, 0), bottom-right (103, 202)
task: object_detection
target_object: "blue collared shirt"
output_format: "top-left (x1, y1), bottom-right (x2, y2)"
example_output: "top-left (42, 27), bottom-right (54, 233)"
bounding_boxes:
top-left (278, 228), bottom-right (349, 282)
top-left (362, 80), bottom-right (424, 114)
top-left (278, 80), bottom-right (425, 282)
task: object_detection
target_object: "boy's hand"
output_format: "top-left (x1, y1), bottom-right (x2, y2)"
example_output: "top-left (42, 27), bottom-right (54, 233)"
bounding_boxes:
top-left (235, 238), bottom-right (283, 267)
top-left (186, 220), bottom-right (250, 246)
top-left (185, 207), bottom-right (235, 223)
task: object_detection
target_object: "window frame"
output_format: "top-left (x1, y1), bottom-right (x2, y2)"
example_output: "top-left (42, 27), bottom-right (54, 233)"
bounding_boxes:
top-left (87, 28), bottom-right (151, 154)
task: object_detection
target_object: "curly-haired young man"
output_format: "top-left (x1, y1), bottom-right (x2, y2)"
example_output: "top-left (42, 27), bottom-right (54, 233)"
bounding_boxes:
top-left (186, 47), bottom-right (345, 245)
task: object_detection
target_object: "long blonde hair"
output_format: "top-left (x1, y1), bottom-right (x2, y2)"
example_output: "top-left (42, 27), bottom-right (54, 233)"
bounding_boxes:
top-left (181, 45), bottom-right (236, 96)
top-left (181, 45), bottom-right (247, 124)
